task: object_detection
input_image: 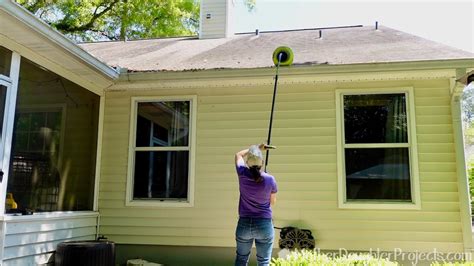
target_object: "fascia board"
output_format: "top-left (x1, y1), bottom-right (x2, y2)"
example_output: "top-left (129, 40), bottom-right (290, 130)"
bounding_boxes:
top-left (0, 0), bottom-right (119, 80)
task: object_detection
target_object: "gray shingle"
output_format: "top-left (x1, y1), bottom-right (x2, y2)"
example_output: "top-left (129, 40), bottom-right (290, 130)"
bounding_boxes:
top-left (79, 26), bottom-right (474, 72)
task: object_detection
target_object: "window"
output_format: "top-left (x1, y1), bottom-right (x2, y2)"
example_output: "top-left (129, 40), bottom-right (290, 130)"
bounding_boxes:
top-left (127, 96), bottom-right (196, 207)
top-left (14, 110), bottom-right (62, 157)
top-left (6, 57), bottom-right (100, 213)
top-left (336, 89), bottom-right (420, 209)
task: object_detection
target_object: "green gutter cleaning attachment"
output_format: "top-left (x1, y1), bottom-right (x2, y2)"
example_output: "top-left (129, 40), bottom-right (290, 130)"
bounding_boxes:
top-left (265, 46), bottom-right (294, 172)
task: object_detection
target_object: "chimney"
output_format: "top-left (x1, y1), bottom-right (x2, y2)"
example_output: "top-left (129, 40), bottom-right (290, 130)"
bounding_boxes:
top-left (199, 0), bottom-right (234, 39)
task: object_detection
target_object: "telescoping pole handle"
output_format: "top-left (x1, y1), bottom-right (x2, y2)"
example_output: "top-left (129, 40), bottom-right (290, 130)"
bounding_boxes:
top-left (264, 47), bottom-right (294, 172)
top-left (265, 54), bottom-right (282, 172)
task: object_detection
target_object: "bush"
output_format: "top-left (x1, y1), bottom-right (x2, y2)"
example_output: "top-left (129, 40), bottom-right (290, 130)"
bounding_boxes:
top-left (469, 165), bottom-right (474, 215)
top-left (271, 249), bottom-right (398, 266)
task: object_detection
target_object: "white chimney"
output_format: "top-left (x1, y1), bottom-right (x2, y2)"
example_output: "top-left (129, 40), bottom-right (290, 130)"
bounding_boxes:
top-left (199, 0), bottom-right (234, 39)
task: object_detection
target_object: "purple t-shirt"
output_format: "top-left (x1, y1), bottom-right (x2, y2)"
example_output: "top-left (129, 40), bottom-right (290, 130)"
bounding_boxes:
top-left (236, 159), bottom-right (278, 219)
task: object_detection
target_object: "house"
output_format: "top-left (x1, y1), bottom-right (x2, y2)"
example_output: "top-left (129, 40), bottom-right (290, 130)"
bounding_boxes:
top-left (1, 0), bottom-right (474, 265)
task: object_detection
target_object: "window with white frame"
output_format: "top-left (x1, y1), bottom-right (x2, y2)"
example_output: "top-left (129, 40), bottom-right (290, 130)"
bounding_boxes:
top-left (128, 97), bottom-right (195, 205)
top-left (336, 89), bottom-right (419, 207)
top-left (14, 110), bottom-right (63, 157)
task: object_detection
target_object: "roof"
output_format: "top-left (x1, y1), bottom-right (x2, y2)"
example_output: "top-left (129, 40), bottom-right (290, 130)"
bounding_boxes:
top-left (79, 25), bottom-right (474, 72)
top-left (0, 0), bottom-right (118, 94)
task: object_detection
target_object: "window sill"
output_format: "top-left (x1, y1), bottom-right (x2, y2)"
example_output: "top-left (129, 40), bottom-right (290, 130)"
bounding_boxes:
top-left (0, 211), bottom-right (99, 222)
top-left (338, 201), bottom-right (421, 210)
top-left (126, 200), bottom-right (194, 208)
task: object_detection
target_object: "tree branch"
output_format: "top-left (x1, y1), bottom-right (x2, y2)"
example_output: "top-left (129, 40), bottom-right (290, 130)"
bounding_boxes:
top-left (55, 0), bottom-right (120, 33)
top-left (26, 0), bottom-right (46, 14)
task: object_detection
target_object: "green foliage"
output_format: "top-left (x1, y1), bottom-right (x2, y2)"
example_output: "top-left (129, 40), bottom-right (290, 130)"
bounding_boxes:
top-left (462, 88), bottom-right (474, 125)
top-left (271, 250), bottom-right (398, 266)
top-left (469, 165), bottom-right (474, 215)
top-left (16, 0), bottom-right (200, 41)
top-left (463, 85), bottom-right (474, 214)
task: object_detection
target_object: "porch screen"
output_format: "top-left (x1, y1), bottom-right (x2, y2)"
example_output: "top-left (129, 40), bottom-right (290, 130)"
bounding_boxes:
top-left (0, 46), bottom-right (12, 77)
top-left (132, 101), bottom-right (190, 201)
top-left (342, 93), bottom-right (412, 201)
top-left (6, 57), bottom-right (99, 213)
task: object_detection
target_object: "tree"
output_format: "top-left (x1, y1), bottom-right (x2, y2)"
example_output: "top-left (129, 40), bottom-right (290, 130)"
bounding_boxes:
top-left (462, 86), bottom-right (474, 125)
top-left (16, 0), bottom-right (200, 41)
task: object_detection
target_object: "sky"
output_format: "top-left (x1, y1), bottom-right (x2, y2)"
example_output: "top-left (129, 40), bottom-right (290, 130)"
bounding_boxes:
top-left (232, 0), bottom-right (474, 53)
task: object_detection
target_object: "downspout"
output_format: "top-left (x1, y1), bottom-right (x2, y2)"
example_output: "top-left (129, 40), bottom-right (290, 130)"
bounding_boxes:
top-left (451, 78), bottom-right (473, 258)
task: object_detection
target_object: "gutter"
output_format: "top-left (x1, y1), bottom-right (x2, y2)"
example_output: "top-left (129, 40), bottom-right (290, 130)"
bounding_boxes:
top-left (117, 59), bottom-right (474, 83)
top-left (0, 0), bottom-right (119, 80)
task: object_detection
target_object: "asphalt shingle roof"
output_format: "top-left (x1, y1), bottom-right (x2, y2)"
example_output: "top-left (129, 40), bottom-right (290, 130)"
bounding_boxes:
top-left (79, 25), bottom-right (474, 72)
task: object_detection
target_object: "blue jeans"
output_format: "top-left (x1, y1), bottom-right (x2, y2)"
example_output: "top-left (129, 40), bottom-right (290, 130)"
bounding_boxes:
top-left (235, 217), bottom-right (274, 266)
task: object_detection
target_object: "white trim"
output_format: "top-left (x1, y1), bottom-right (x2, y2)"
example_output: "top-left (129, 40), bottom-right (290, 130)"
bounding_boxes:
top-left (0, 52), bottom-right (20, 215)
top-left (126, 99), bottom-right (137, 206)
top-left (126, 95), bottom-right (197, 208)
top-left (93, 96), bottom-right (105, 211)
top-left (344, 143), bottom-right (410, 149)
top-left (337, 201), bottom-right (420, 210)
top-left (0, 52), bottom-right (20, 266)
top-left (335, 87), bottom-right (421, 210)
top-left (0, 211), bottom-right (98, 222)
top-left (406, 87), bottom-right (421, 210)
top-left (335, 90), bottom-right (345, 208)
top-left (135, 146), bottom-right (190, 151)
top-left (0, 75), bottom-right (12, 84)
top-left (0, 81), bottom-right (11, 169)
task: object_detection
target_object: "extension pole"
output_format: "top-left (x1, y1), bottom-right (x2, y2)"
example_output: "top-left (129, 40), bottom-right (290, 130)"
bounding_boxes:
top-left (265, 53), bottom-right (282, 172)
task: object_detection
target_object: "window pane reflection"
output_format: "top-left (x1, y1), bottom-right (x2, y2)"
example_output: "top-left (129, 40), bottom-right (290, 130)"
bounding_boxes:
top-left (344, 94), bottom-right (408, 144)
top-left (345, 148), bottom-right (411, 201)
top-left (136, 102), bottom-right (190, 147)
top-left (133, 151), bottom-right (189, 200)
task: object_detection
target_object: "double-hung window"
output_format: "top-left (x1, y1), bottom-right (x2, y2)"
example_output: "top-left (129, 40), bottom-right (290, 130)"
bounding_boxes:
top-left (127, 96), bottom-right (196, 207)
top-left (336, 88), bottom-right (420, 209)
